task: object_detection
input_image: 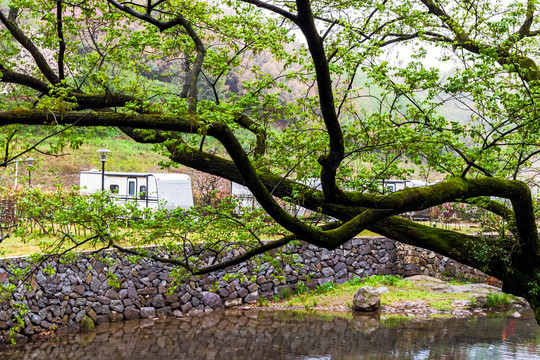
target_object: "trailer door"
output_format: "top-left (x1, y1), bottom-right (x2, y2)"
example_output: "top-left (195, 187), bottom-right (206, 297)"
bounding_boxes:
top-left (127, 177), bottom-right (137, 198)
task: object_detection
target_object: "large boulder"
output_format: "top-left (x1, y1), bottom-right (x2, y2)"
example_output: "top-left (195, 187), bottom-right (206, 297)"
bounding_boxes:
top-left (202, 291), bottom-right (224, 309)
top-left (352, 286), bottom-right (381, 311)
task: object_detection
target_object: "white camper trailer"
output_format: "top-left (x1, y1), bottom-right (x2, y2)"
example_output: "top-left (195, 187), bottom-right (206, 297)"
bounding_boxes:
top-left (381, 179), bottom-right (431, 194)
top-left (231, 178), bottom-right (322, 217)
top-left (79, 170), bottom-right (194, 210)
top-left (230, 182), bottom-right (258, 209)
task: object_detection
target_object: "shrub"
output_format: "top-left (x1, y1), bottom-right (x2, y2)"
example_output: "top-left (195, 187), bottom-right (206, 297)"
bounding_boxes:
top-left (278, 287), bottom-right (292, 300)
top-left (295, 280), bottom-right (309, 295)
top-left (486, 293), bottom-right (510, 307)
top-left (314, 281), bottom-right (335, 294)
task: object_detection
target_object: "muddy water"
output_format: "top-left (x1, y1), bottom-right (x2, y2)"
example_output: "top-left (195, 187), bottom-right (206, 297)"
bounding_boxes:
top-left (1, 309), bottom-right (539, 360)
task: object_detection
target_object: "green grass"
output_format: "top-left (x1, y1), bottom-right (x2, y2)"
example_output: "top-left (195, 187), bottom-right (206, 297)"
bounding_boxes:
top-left (0, 236), bottom-right (46, 257)
top-left (349, 274), bottom-right (408, 287)
top-left (1, 229), bottom-right (305, 257)
top-left (0, 233), bottom-right (126, 258)
top-left (314, 281), bottom-right (335, 294)
top-left (357, 229), bottom-right (381, 237)
top-left (273, 275), bottom-right (475, 312)
top-left (486, 293), bottom-right (511, 307)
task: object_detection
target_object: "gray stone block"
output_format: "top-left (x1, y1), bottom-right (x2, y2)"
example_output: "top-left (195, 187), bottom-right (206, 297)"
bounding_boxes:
top-left (238, 287), bottom-right (249, 298)
top-left (151, 294), bottom-right (166, 308)
top-left (110, 300), bottom-right (124, 313)
top-left (140, 307), bottom-right (156, 318)
top-left (321, 267), bottom-right (335, 277)
top-left (202, 292), bottom-right (224, 309)
top-left (245, 291), bottom-right (259, 304)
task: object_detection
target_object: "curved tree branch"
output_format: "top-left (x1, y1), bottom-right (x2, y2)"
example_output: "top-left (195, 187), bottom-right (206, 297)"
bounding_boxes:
top-left (240, 0), bottom-right (298, 22)
top-left (295, 0), bottom-right (344, 201)
top-left (106, 0), bottom-right (206, 113)
top-left (514, 0), bottom-right (536, 40)
top-left (0, 67), bottom-right (50, 93)
top-left (0, 8), bottom-right (61, 85)
top-left (233, 113), bottom-right (266, 156)
top-left (56, 0), bottom-right (66, 80)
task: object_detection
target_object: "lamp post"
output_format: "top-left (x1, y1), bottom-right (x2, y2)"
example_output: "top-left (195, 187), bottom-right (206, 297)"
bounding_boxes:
top-left (14, 159), bottom-right (20, 188)
top-left (97, 149), bottom-right (110, 191)
top-left (25, 157), bottom-right (34, 187)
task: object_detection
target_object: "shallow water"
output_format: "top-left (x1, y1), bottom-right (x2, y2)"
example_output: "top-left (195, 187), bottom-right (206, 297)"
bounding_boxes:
top-left (1, 309), bottom-right (539, 360)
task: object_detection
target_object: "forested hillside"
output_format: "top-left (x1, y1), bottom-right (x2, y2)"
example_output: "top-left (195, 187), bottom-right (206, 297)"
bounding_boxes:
top-left (0, 128), bottom-right (177, 188)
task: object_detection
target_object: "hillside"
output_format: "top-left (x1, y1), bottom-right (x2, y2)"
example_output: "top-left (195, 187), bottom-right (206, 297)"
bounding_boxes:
top-left (0, 131), bottom-right (190, 190)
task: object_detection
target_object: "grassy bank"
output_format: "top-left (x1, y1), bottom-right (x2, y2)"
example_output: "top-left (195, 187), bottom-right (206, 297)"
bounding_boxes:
top-left (1, 229), bottom-right (382, 258)
top-left (265, 275), bottom-right (468, 311)
top-left (259, 275), bottom-right (517, 318)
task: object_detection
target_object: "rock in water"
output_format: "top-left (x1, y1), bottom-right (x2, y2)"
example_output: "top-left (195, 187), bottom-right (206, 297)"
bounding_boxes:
top-left (202, 291), bottom-right (224, 309)
top-left (352, 286), bottom-right (381, 311)
top-left (80, 315), bottom-right (95, 332)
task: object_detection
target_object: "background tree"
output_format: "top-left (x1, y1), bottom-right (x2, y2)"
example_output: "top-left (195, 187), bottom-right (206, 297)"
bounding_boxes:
top-left (1, 0), bottom-right (540, 324)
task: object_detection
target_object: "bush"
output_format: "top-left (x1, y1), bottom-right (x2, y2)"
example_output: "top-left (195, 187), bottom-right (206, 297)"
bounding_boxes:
top-left (314, 281), bottom-right (335, 294)
top-left (486, 293), bottom-right (510, 307)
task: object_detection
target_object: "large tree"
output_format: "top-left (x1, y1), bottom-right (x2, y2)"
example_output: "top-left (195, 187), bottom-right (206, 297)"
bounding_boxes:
top-left (1, 0), bottom-right (540, 324)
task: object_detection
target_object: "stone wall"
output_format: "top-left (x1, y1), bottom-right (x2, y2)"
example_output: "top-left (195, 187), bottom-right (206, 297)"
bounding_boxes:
top-left (0, 236), bottom-right (488, 343)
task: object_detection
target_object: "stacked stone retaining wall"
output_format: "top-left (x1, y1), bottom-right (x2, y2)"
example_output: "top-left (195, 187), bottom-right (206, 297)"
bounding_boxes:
top-left (0, 237), bottom-right (489, 343)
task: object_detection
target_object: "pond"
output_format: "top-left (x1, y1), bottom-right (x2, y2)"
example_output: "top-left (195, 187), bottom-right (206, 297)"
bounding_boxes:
top-left (1, 309), bottom-right (539, 359)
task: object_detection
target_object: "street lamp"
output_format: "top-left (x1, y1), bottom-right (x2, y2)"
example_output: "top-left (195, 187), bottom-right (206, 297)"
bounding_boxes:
top-left (13, 159), bottom-right (20, 188)
top-left (97, 148), bottom-right (110, 191)
top-left (25, 157), bottom-right (34, 187)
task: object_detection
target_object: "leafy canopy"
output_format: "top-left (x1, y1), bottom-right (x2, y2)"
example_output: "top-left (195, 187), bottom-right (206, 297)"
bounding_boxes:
top-left (1, 0), bottom-right (540, 324)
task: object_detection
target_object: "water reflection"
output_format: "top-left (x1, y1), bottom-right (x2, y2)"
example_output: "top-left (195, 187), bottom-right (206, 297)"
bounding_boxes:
top-left (1, 309), bottom-right (539, 360)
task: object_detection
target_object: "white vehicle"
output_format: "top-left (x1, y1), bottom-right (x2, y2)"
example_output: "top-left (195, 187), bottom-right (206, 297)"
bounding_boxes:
top-left (79, 170), bottom-right (194, 210)
top-left (231, 178), bottom-right (435, 220)
top-left (231, 178), bottom-right (322, 217)
top-left (230, 181), bottom-right (258, 209)
top-left (381, 179), bottom-right (432, 194)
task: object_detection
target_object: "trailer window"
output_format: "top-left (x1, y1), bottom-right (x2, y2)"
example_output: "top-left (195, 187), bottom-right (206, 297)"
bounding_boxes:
top-left (139, 185), bottom-right (146, 200)
top-left (128, 180), bottom-right (136, 196)
top-left (110, 184), bottom-right (119, 193)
